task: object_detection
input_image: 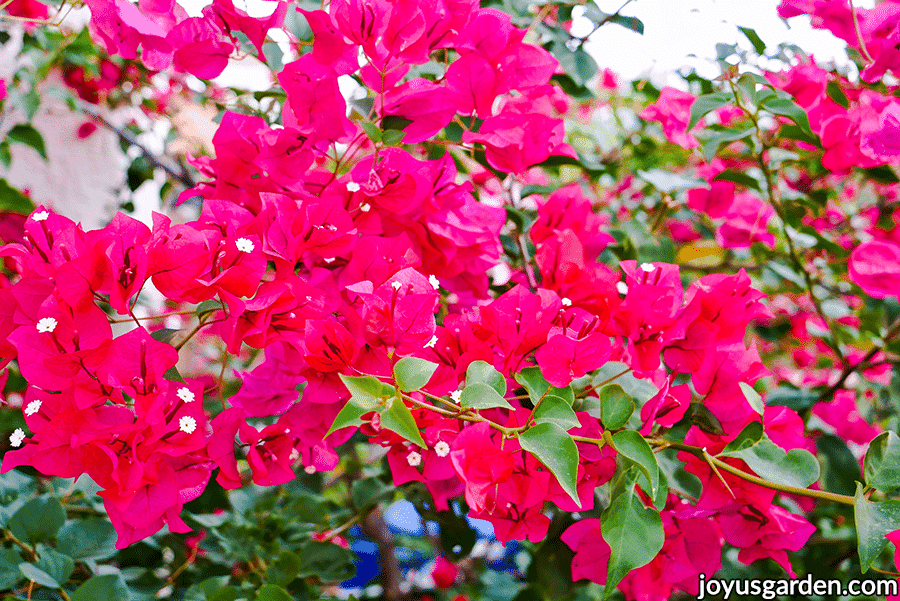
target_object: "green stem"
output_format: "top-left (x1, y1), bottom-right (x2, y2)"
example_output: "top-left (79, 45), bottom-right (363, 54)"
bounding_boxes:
top-left (650, 438), bottom-right (855, 506)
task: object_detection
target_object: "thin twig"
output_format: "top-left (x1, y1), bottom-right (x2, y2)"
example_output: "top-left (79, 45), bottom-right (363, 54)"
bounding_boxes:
top-left (77, 101), bottom-right (196, 189)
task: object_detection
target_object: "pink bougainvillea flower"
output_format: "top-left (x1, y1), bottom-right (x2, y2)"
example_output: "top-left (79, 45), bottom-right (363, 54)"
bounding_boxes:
top-left (715, 193), bottom-right (775, 249)
top-left (167, 16), bottom-right (233, 80)
top-left (812, 390), bottom-right (881, 446)
top-left (639, 87), bottom-right (699, 149)
top-left (861, 101), bottom-right (900, 162)
top-left (849, 240), bottom-right (900, 298)
top-left (687, 180), bottom-right (735, 219)
top-left (462, 110), bottom-right (576, 174)
top-left (561, 518), bottom-right (611, 584)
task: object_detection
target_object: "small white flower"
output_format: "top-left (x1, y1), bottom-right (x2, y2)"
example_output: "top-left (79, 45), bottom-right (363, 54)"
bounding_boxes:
top-left (323, 257), bottom-right (336, 264)
top-left (177, 387), bottom-right (195, 403)
top-left (289, 449), bottom-right (300, 462)
top-left (235, 238), bottom-right (255, 253)
top-left (616, 281), bottom-right (628, 295)
top-left (24, 400), bottom-right (41, 416)
top-left (640, 262), bottom-right (655, 272)
top-left (424, 335), bottom-right (438, 349)
top-left (434, 441), bottom-right (450, 457)
top-left (406, 450), bottom-right (422, 467)
top-left (9, 428), bottom-right (25, 447)
top-left (360, 203), bottom-right (371, 213)
top-left (178, 415), bottom-right (197, 434)
top-left (346, 182), bottom-right (361, 192)
top-left (428, 274), bottom-right (440, 290)
top-left (561, 297), bottom-right (572, 307)
top-left (304, 465), bottom-right (316, 474)
top-left (391, 281), bottom-right (402, 291)
top-left (36, 317), bottom-right (57, 333)
top-left (32, 211), bottom-right (49, 221)
top-left (284, 428), bottom-right (291, 434)
top-left (450, 390), bottom-right (462, 403)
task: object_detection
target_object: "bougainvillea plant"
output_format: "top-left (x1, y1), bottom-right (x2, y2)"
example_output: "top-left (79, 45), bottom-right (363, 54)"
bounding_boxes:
top-left (3, 0), bottom-right (900, 599)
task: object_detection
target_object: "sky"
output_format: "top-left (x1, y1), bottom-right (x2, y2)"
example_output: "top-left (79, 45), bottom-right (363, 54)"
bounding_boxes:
top-left (578, 0), bottom-right (873, 84)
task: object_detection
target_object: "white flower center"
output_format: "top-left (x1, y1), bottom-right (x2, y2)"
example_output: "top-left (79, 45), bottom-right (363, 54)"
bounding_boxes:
top-left (178, 415), bottom-right (197, 434)
top-left (406, 450), bottom-right (422, 467)
top-left (177, 387), bottom-right (195, 403)
top-left (9, 428), bottom-right (26, 447)
top-left (640, 262), bottom-right (655, 272)
top-left (434, 441), bottom-right (450, 457)
top-left (450, 390), bottom-right (462, 403)
top-left (561, 297), bottom-right (572, 306)
top-left (235, 238), bottom-right (254, 253)
top-left (429, 275), bottom-right (440, 290)
top-left (360, 203), bottom-right (371, 212)
top-left (424, 335), bottom-right (438, 349)
top-left (304, 465), bottom-right (316, 474)
top-left (324, 257), bottom-right (336, 264)
top-left (616, 281), bottom-right (628, 295)
top-left (24, 400), bottom-right (42, 416)
top-left (346, 182), bottom-right (361, 192)
top-left (391, 281), bottom-right (402, 291)
top-left (36, 317), bottom-right (57, 333)
top-left (289, 449), bottom-right (300, 462)
top-left (32, 211), bottom-right (49, 221)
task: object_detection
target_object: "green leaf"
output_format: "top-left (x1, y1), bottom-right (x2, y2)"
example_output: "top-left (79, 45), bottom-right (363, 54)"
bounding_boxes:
top-left (739, 382), bottom-right (764, 415)
top-left (381, 396), bottom-right (426, 447)
top-left (712, 169), bottom-right (761, 191)
top-left (466, 360), bottom-right (507, 396)
top-left (7, 496), bottom-right (66, 544)
top-left (817, 434), bottom-right (861, 496)
top-left (761, 96), bottom-right (813, 135)
top-left (855, 482), bottom-right (900, 573)
top-left (721, 421), bottom-right (763, 453)
top-left (864, 431), bottom-right (900, 493)
top-left (196, 299), bottom-right (221, 320)
top-left (0, 141), bottom-right (11, 169)
top-left (599, 384), bottom-right (633, 430)
top-left (460, 383), bottom-right (514, 410)
top-left (0, 178), bottom-right (35, 214)
top-left (719, 436), bottom-right (819, 488)
top-left (690, 403), bottom-right (724, 436)
top-left (519, 423), bottom-right (580, 505)
top-left (611, 430), bottom-right (659, 497)
top-left (600, 482), bottom-right (664, 597)
top-left (738, 26), bottom-right (766, 54)
top-left (19, 562), bottom-right (62, 588)
top-left (825, 80), bottom-right (850, 108)
top-left (338, 374), bottom-right (391, 410)
top-left (184, 576), bottom-right (233, 601)
top-left (533, 395), bottom-right (581, 430)
top-left (72, 574), bottom-right (130, 601)
top-left (296, 541), bottom-right (356, 582)
top-left (360, 121), bottom-right (381, 143)
top-left (325, 401), bottom-right (368, 436)
top-left (21, 546), bottom-right (73, 588)
top-left (267, 550), bottom-right (301, 587)
top-left (382, 129), bottom-right (406, 146)
top-left (256, 584), bottom-right (292, 601)
top-left (393, 357), bottom-right (438, 392)
top-left (0, 547), bottom-right (23, 590)
top-left (351, 476), bottom-right (394, 509)
top-left (607, 13), bottom-right (644, 35)
top-left (555, 46), bottom-right (598, 87)
top-left (150, 328), bottom-right (180, 344)
top-left (515, 367), bottom-right (574, 405)
top-left (696, 124), bottom-right (755, 162)
top-left (6, 124), bottom-right (47, 160)
top-left (688, 91), bottom-right (733, 131)
top-left (57, 518), bottom-right (117, 561)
